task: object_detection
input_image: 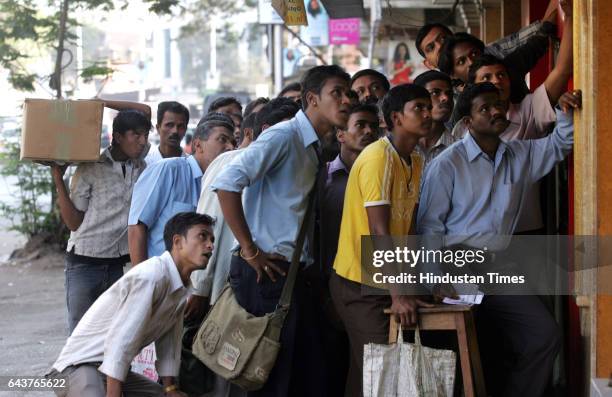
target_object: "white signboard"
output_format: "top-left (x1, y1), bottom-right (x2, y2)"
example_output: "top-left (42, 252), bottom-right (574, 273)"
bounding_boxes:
top-left (259, 0), bottom-right (284, 24)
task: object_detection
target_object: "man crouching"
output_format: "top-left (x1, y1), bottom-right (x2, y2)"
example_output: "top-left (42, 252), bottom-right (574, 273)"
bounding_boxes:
top-left (48, 212), bottom-right (215, 397)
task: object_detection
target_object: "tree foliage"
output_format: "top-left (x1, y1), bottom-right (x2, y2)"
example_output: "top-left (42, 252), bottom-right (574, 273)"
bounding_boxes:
top-left (0, 140), bottom-right (61, 239)
top-left (0, 0), bottom-right (180, 93)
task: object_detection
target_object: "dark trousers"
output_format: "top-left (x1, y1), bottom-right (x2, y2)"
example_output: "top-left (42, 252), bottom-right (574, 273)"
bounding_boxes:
top-left (229, 255), bottom-right (324, 397)
top-left (329, 272), bottom-right (390, 397)
top-left (318, 286), bottom-right (350, 397)
top-left (302, 264), bottom-right (350, 397)
top-left (65, 257), bottom-right (123, 333)
top-left (476, 295), bottom-right (561, 397)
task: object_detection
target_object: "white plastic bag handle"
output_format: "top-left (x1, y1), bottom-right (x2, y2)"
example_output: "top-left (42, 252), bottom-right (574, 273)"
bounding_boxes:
top-left (395, 325), bottom-right (422, 345)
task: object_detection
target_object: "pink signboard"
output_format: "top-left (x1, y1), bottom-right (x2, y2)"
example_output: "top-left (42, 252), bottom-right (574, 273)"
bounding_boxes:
top-left (329, 18), bottom-right (360, 45)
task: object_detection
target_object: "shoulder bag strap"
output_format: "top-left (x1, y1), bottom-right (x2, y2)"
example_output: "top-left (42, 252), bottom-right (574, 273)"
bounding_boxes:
top-left (277, 183), bottom-right (316, 310)
top-left (267, 178), bottom-right (317, 338)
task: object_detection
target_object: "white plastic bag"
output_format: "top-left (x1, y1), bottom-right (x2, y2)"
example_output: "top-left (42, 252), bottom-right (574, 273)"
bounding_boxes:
top-left (130, 343), bottom-right (159, 381)
top-left (363, 327), bottom-right (456, 397)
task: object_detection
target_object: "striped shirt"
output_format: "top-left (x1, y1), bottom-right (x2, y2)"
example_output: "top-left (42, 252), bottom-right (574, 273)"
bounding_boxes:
top-left (52, 251), bottom-right (188, 381)
top-left (66, 148), bottom-right (145, 258)
top-left (415, 129), bottom-right (456, 170)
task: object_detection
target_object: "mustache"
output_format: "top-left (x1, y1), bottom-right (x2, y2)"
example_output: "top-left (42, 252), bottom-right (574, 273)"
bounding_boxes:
top-left (491, 115), bottom-right (507, 124)
top-left (361, 96), bottom-right (379, 106)
top-left (361, 135), bottom-right (376, 143)
top-left (168, 133), bottom-right (181, 141)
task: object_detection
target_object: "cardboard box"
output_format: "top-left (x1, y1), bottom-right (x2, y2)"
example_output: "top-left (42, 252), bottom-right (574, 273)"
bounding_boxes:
top-left (20, 99), bottom-right (103, 162)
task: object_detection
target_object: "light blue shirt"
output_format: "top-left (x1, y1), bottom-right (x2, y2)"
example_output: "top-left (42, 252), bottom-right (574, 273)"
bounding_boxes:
top-left (211, 110), bottom-right (320, 262)
top-left (129, 155), bottom-right (203, 258)
top-left (417, 108), bottom-right (573, 250)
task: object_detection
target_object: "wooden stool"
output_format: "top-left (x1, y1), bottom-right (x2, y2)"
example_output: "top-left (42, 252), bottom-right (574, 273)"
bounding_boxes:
top-left (384, 305), bottom-right (486, 397)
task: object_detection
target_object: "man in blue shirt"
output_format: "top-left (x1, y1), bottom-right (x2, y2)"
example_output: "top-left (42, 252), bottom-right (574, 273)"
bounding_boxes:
top-left (417, 82), bottom-right (581, 396)
top-left (212, 65), bottom-right (353, 396)
top-left (128, 115), bottom-right (235, 266)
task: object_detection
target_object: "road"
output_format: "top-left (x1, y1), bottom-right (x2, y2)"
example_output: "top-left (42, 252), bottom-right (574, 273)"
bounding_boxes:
top-left (0, 168), bottom-right (66, 397)
top-left (0, 256), bottom-right (66, 397)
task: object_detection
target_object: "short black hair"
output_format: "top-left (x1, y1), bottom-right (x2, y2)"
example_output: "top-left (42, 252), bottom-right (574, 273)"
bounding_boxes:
top-left (163, 212), bottom-right (215, 252)
top-left (347, 103), bottom-right (379, 119)
top-left (239, 112), bottom-right (257, 143)
top-left (454, 82), bottom-right (500, 121)
top-left (196, 112), bottom-right (234, 129)
top-left (208, 97), bottom-right (242, 114)
top-left (194, 112), bottom-right (234, 141)
top-left (438, 32), bottom-right (485, 76)
top-left (350, 69), bottom-right (391, 92)
top-left (244, 97), bottom-right (270, 117)
top-left (413, 70), bottom-right (452, 88)
top-left (157, 101), bottom-right (189, 126)
top-left (300, 65), bottom-right (350, 110)
top-left (278, 82), bottom-right (302, 98)
top-left (254, 97), bottom-right (301, 139)
top-left (113, 109), bottom-right (151, 135)
top-left (467, 53), bottom-right (507, 84)
top-left (381, 84), bottom-right (431, 129)
top-left (415, 23), bottom-right (453, 57)
top-left (194, 120), bottom-right (234, 141)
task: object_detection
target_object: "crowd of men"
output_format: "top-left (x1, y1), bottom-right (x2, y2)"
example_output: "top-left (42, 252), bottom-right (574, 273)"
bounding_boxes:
top-left (47, 0), bottom-right (581, 396)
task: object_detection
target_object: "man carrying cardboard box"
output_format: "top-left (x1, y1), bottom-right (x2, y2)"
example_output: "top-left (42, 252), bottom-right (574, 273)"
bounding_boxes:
top-left (50, 100), bottom-right (152, 333)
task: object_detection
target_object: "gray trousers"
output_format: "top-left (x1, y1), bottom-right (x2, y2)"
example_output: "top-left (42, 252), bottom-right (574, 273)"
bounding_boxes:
top-left (54, 364), bottom-right (164, 397)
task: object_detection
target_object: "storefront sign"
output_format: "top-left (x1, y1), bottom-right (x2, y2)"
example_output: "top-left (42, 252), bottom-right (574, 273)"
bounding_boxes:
top-left (272, 0), bottom-right (308, 26)
top-left (258, 0), bottom-right (284, 24)
top-left (329, 18), bottom-right (360, 45)
top-left (300, 0), bottom-right (329, 46)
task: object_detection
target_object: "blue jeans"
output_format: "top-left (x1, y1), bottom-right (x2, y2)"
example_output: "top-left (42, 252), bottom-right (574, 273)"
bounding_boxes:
top-left (65, 257), bottom-right (123, 333)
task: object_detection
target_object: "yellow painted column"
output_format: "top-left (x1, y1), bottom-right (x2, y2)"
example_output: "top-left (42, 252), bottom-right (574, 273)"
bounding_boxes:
top-left (574, 0), bottom-right (612, 380)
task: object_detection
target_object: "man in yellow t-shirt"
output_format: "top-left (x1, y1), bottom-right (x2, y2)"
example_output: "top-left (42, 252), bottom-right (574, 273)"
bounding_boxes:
top-left (330, 84), bottom-right (435, 397)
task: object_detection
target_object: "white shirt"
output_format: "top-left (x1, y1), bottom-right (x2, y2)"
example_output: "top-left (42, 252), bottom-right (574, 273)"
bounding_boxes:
top-left (191, 150), bottom-right (241, 302)
top-left (53, 252), bottom-right (189, 381)
top-left (144, 144), bottom-right (186, 166)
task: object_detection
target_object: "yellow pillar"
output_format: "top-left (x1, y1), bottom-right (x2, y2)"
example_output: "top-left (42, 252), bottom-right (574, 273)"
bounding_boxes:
top-left (574, 0), bottom-right (612, 381)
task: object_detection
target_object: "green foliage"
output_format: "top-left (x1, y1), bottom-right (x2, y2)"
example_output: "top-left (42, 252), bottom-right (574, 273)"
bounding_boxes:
top-left (142, 0), bottom-right (180, 14)
top-left (0, 0), bottom-right (178, 92)
top-left (80, 62), bottom-right (114, 82)
top-left (0, 140), bottom-right (64, 240)
top-left (0, 0), bottom-right (56, 91)
top-left (180, 0), bottom-right (247, 36)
